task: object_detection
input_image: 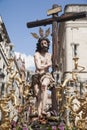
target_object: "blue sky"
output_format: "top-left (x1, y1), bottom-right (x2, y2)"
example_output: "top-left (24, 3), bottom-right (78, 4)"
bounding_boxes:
top-left (0, 0), bottom-right (87, 70)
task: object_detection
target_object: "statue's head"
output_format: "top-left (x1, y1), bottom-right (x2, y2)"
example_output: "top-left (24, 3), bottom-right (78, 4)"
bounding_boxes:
top-left (36, 37), bottom-right (50, 52)
top-left (31, 27), bottom-right (50, 52)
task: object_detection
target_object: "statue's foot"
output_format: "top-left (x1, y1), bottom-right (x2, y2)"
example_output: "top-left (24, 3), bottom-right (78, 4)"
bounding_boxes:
top-left (38, 117), bottom-right (47, 124)
top-left (41, 111), bottom-right (47, 116)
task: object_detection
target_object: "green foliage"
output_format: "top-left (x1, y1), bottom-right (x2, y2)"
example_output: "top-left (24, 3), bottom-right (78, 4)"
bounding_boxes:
top-left (47, 127), bottom-right (52, 130)
top-left (64, 126), bottom-right (71, 130)
top-left (16, 126), bottom-right (22, 130)
top-left (64, 125), bottom-right (76, 130)
top-left (28, 126), bottom-right (33, 130)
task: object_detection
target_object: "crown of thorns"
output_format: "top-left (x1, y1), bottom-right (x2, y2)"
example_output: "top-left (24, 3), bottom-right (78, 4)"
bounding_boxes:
top-left (31, 27), bottom-right (50, 42)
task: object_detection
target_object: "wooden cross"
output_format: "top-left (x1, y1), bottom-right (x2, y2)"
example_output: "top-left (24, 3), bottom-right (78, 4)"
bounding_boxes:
top-left (26, 4), bottom-right (87, 113)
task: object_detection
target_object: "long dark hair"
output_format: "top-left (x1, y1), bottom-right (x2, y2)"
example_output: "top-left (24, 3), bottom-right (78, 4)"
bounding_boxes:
top-left (36, 37), bottom-right (50, 52)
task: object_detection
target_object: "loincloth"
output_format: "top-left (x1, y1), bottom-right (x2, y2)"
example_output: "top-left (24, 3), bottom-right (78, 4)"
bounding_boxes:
top-left (31, 72), bottom-right (55, 89)
top-left (40, 72), bottom-right (55, 84)
top-left (31, 73), bottom-right (44, 87)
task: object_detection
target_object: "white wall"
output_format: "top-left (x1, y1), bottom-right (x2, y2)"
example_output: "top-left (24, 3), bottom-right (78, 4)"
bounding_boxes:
top-left (60, 5), bottom-right (87, 81)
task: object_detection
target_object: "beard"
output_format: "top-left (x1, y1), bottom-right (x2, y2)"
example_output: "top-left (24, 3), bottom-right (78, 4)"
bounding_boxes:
top-left (41, 46), bottom-right (48, 52)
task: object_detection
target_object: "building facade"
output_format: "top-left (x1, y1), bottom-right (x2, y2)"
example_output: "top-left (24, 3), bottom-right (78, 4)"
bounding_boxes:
top-left (0, 16), bottom-right (22, 122)
top-left (59, 4), bottom-right (87, 81)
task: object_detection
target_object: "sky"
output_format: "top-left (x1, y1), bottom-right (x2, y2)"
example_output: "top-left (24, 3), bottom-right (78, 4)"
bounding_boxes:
top-left (0, 0), bottom-right (87, 70)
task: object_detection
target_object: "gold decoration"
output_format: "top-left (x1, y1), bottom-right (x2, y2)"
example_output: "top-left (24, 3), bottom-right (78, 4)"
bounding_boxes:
top-left (31, 27), bottom-right (50, 39)
top-left (31, 32), bottom-right (39, 39)
top-left (39, 27), bottom-right (44, 37)
top-left (45, 28), bottom-right (50, 38)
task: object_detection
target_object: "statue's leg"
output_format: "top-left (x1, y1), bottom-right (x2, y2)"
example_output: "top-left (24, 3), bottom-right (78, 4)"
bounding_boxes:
top-left (34, 84), bottom-right (42, 117)
top-left (34, 84), bottom-right (39, 96)
top-left (41, 78), bottom-right (50, 114)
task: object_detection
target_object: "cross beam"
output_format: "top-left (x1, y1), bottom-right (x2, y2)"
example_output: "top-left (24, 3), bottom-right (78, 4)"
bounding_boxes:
top-left (27, 11), bottom-right (87, 28)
